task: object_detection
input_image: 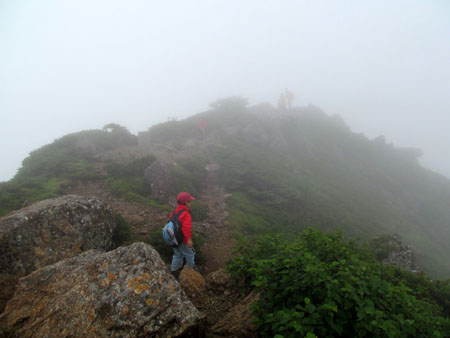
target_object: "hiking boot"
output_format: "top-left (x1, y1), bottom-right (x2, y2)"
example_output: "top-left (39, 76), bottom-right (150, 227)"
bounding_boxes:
top-left (171, 268), bottom-right (182, 280)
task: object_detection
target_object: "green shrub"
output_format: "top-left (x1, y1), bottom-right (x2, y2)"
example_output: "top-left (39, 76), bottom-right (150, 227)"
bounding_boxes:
top-left (170, 157), bottom-right (207, 197)
top-left (112, 214), bottom-right (132, 247)
top-left (0, 177), bottom-right (69, 216)
top-left (227, 229), bottom-right (450, 337)
top-left (106, 156), bottom-right (161, 207)
top-left (369, 234), bottom-right (399, 261)
top-left (190, 200), bottom-right (209, 222)
top-left (105, 156), bottom-right (155, 178)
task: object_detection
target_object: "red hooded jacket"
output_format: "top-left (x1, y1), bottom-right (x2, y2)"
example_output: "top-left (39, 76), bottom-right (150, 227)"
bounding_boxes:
top-left (169, 204), bottom-right (192, 244)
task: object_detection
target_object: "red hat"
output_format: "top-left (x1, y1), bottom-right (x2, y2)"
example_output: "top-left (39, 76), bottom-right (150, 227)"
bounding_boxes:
top-left (177, 192), bottom-right (196, 204)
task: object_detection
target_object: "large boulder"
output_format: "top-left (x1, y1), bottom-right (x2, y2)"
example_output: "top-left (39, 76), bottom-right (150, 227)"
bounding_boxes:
top-left (144, 160), bottom-right (172, 203)
top-left (0, 195), bottom-right (116, 312)
top-left (1, 242), bottom-right (201, 337)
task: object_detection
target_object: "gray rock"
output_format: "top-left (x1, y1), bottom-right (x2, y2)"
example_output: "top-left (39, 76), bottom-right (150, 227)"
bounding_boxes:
top-left (144, 160), bottom-right (172, 203)
top-left (0, 195), bottom-right (116, 312)
top-left (1, 242), bottom-right (200, 338)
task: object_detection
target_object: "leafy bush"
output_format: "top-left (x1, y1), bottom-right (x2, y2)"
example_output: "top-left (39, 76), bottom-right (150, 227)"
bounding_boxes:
top-left (190, 200), bottom-right (209, 222)
top-left (0, 128), bottom-right (138, 216)
top-left (112, 214), bottom-right (132, 247)
top-left (0, 177), bottom-right (69, 216)
top-left (169, 157), bottom-right (207, 197)
top-left (369, 234), bottom-right (399, 261)
top-left (227, 229), bottom-right (450, 337)
top-left (105, 156), bottom-right (164, 208)
top-left (105, 156), bottom-right (155, 179)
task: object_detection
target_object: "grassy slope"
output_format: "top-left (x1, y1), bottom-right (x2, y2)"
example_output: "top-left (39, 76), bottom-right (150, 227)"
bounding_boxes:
top-left (146, 103), bottom-right (450, 278)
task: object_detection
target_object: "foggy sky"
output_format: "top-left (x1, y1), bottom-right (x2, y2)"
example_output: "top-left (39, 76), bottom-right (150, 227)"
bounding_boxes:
top-left (1, 0), bottom-right (450, 182)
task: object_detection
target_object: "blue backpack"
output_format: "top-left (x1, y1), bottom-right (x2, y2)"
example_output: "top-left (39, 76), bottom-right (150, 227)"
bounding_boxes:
top-left (162, 208), bottom-right (186, 247)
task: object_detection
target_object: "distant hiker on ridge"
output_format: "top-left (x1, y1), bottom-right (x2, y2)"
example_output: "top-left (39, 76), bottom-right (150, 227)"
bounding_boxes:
top-left (278, 93), bottom-right (287, 110)
top-left (285, 88), bottom-right (295, 109)
top-left (200, 118), bottom-right (208, 138)
top-left (169, 192), bottom-right (196, 280)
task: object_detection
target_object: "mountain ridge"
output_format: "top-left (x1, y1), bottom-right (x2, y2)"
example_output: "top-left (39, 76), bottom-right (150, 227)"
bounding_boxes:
top-left (1, 99), bottom-right (450, 278)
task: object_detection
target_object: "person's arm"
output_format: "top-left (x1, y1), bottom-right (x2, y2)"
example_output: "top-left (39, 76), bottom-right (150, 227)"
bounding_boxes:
top-left (181, 212), bottom-right (193, 248)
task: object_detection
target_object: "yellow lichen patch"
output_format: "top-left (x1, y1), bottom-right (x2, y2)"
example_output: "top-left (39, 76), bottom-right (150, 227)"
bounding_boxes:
top-left (34, 247), bottom-right (46, 256)
top-left (141, 273), bottom-right (151, 282)
top-left (127, 277), bottom-right (140, 289)
top-left (101, 278), bottom-right (110, 287)
top-left (127, 276), bottom-right (151, 294)
top-left (134, 283), bottom-right (147, 294)
top-left (101, 262), bottom-right (109, 270)
top-left (80, 290), bottom-right (85, 295)
top-left (107, 272), bottom-right (117, 281)
top-left (120, 306), bottom-right (129, 315)
top-left (146, 298), bottom-right (154, 306)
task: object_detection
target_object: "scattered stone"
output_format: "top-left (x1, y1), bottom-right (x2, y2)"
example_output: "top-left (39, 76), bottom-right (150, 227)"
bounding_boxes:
top-left (1, 242), bottom-right (201, 338)
top-left (0, 195), bottom-right (116, 312)
top-left (205, 269), bottom-right (233, 292)
top-left (210, 292), bottom-right (259, 337)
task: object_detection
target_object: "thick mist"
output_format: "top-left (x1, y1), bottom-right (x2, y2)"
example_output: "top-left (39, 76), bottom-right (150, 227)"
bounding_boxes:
top-left (1, 0), bottom-right (449, 181)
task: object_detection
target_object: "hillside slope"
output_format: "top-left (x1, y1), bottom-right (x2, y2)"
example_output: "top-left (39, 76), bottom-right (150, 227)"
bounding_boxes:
top-left (2, 99), bottom-right (450, 278)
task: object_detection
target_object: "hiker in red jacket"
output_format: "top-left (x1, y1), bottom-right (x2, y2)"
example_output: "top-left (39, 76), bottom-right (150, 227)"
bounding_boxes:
top-left (170, 192), bottom-right (196, 279)
top-left (200, 118), bottom-right (208, 138)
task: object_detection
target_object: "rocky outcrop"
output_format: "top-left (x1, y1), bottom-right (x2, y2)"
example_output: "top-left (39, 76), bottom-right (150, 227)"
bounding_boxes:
top-left (144, 160), bottom-right (172, 202)
top-left (382, 234), bottom-right (419, 272)
top-left (205, 270), bottom-right (258, 337)
top-left (371, 234), bottom-right (420, 272)
top-left (0, 195), bottom-right (116, 312)
top-left (1, 242), bottom-right (201, 338)
top-left (210, 292), bottom-right (259, 337)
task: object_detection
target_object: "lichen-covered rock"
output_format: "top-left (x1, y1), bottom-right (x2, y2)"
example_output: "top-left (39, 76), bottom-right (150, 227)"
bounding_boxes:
top-left (1, 242), bottom-right (201, 338)
top-left (0, 195), bottom-right (116, 312)
top-left (179, 266), bottom-right (206, 298)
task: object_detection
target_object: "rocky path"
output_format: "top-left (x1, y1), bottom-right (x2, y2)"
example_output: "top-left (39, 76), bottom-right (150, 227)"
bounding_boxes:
top-left (63, 164), bottom-right (235, 274)
top-left (196, 163), bottom-right (234, 274)
top-left (62, 168), bottom-right (246, 336)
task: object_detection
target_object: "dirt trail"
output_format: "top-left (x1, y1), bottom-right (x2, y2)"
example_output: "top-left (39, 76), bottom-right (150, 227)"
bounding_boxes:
top-left (196, 162), bottom-right (235, 274)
